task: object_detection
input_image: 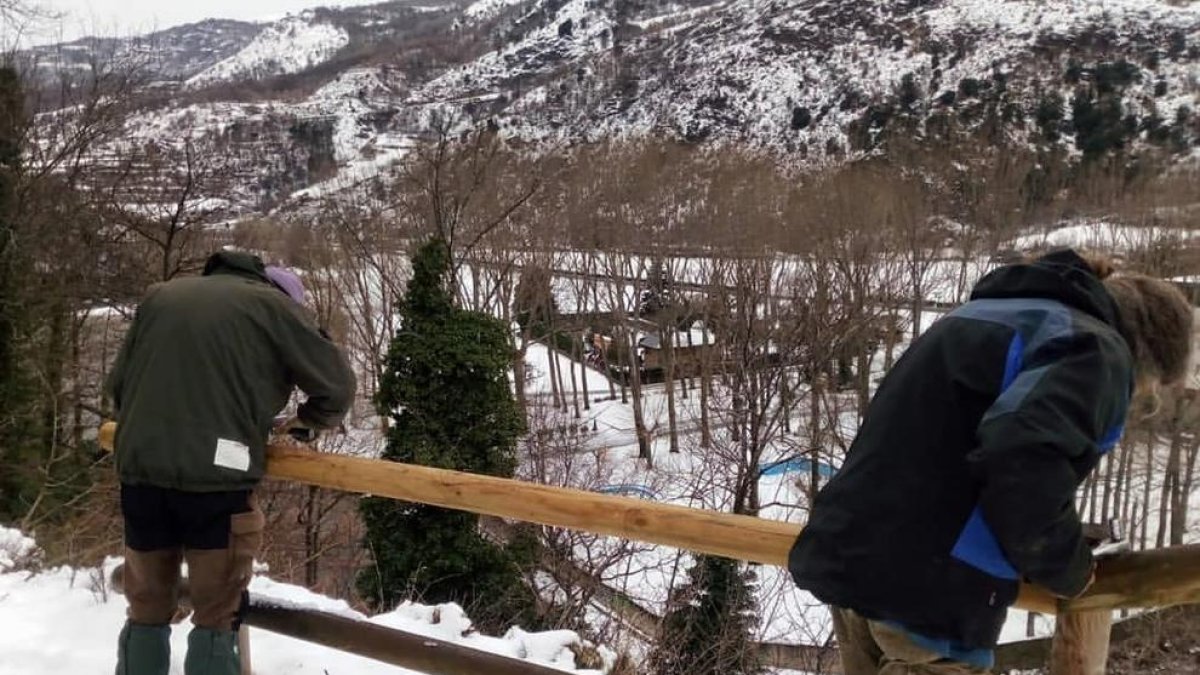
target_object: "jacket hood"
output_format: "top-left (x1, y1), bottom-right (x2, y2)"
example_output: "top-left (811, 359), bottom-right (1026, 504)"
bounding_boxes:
top-left (971, 249), bottom-right (1127, 337)
top-left (202, 251), bottom-right (271, 284)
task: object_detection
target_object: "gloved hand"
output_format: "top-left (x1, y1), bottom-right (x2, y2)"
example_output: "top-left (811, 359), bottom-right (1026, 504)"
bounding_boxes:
top-left (273, 415), bottom-right (320, 444)
top-left (1091, 539), bottom-right (1130, 558)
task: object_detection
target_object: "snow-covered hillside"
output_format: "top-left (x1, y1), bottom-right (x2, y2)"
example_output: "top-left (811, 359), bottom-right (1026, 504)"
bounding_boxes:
top-left (27, 0), bottom-right (1200, 214)
top-left (480, 0), bottom-right (1200, 159)
top-left (187, 13), bottom-right (350, 87)
top-left (21, 19), bottom-right (262, 81)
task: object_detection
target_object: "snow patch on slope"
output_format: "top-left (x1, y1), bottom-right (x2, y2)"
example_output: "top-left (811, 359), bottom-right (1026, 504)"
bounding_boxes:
top-left (187, 13), bottom-right (350, 87)
top-left (419, 0), bottom-right (615, 99)
top-left (465, 0), bottom-right (532, 21)
top-left (926, 0), bottom-right (1200, 37)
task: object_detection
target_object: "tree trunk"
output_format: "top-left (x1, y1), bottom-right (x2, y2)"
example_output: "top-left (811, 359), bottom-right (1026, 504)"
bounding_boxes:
top-left (910, 280), bottom-right (923, 342)
top-left (1100, 451), bottom-right (1114, 524)
top-left (513, 333), bottom-right (530, 418)
top-left (626, 330), bottom-right (651, 464)
top-left (1179, 433), bottom-right (1199, 546)
top-left (304, 485), bottom-right (320, 588)
top-left (1119, 439), bottom-right (1136, 540)
top-left (1167, 397), bottom-right (1188, 546)
top-left (553, 333), bottom-right (569, 415)
top-left (884, 308), bottom-right (900, 372)
top-left (663, 324), bottom-right (679, 453)
top-left (856, 343), bottom-right (871, 421)
top-left (568, 335), bottom-right (582, 419)
top-left (1087, 470), bottom-right (1099, 524)
top-left (807, 375), bottom-right (823, 503)
top-left (546, 332), bottom-right (563, 411)
top-left (70, 317), bottom-right (85, 451)
top-left (576, 333), bottom-right (590, 411)
top-left (699, 324), bottom-right (713, 450)
top-left (471, 265), bottom-right (481, 312)
top-left (1141, 431), bottom-right (1154, 550)
top-left (1111, 445), bottom-right (1124, 533)
top-left (780, 372), bottom-right (792, 434)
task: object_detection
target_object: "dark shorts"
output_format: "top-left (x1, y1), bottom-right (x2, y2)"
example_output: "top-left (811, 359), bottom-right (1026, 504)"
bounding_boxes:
top-left (120, 483), bottom-right (253, 552)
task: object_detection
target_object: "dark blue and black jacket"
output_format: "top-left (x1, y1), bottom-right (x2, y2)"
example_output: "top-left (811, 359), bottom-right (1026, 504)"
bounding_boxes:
top-left (788, 250), bottom-right (1135, 652)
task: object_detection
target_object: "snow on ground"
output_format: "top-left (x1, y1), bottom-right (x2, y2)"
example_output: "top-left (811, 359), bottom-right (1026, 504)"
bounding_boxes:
top-left (0, 526), bottom-right (609, 675)
top-left (1011, 221), bottom-right (1200, 254)
top-left (0, 528), bottom-right (39, 572)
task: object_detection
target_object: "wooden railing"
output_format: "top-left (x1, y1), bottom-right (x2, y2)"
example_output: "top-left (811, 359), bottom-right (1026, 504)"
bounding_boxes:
top-left (98, 422), bottom-right (1200, 674)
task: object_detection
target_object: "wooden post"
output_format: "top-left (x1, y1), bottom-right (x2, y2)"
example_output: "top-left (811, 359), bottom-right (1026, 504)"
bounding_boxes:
top-left (97, 423), bottom-right (1200, 616)
top-left (238, 628), bottom-right (252, 675)
top-left (1048, 609), bottom-right (1112, 675)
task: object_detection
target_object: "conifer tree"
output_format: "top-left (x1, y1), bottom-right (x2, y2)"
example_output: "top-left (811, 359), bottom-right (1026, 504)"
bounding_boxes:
top-left (358, 237), bottom-right (538, 632)
top-left (650, 555), bottom-right (763, 675)
top-left (0, 65), bottom-right (35, 521)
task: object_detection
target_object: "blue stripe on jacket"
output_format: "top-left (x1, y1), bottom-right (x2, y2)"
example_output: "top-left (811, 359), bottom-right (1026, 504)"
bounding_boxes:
top-left (944, 298), bottom-right (1128, 577)
top-left (948, 299), bottom-right (1075, 579)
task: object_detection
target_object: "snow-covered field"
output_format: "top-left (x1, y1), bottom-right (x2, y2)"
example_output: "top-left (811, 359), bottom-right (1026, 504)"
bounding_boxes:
top-left (0, 527), bottom-right (609, 675)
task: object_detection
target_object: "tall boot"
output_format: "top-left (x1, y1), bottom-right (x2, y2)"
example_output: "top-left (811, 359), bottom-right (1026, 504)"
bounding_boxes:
top-left (115, 621), bottom-right (171, 675)
top-left (185, 627), bottom-right (241, 675)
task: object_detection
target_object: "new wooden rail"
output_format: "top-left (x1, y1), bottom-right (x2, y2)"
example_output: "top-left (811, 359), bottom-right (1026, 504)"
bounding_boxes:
top-left (98, 422), bottom-right (1200, 620)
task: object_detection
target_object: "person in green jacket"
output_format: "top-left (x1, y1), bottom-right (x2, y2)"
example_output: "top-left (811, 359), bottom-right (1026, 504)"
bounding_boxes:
top-left (106, 251), bottom-right (356, 675)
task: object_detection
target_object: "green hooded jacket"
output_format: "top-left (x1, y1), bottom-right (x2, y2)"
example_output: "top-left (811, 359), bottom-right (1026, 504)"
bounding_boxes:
top-left (105, 252), bottom-right (356, 491)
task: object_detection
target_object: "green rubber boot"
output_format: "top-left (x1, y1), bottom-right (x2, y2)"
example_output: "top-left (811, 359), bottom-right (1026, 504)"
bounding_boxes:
top-left (115, 622), bottom-right (171, 675)
top-left (184, 627), bottom-right (241, 675)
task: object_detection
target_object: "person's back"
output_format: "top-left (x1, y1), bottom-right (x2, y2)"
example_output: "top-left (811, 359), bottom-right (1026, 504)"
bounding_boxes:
top-left (107, 251), bottom-right (356, 675)
top-left (110, 252), bottom-right (355, 491)
top-left (789, 249), bottom-right (1193, 674)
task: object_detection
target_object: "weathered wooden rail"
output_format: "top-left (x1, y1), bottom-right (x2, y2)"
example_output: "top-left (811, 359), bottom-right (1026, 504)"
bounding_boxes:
top-left (109, 561), bottom-right (575, 675)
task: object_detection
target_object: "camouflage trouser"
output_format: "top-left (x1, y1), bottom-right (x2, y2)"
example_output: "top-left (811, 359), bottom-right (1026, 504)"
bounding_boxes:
top-left (120, 484), bottom-right (265, 631)
top-left (831, 607), bottom-right (992, 675)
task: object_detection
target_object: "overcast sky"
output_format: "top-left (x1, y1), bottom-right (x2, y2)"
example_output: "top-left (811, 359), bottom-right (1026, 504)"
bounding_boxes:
top-left (9, 0), bottom-right (381, 45)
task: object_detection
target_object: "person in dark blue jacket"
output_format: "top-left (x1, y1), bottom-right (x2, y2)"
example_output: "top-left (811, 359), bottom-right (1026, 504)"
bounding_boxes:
top-left (789, 249), bottom-right (1194, 674)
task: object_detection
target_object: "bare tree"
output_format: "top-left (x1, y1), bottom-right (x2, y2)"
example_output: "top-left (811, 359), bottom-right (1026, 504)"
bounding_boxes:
top-left (95, 135), bottom-right (235, 282)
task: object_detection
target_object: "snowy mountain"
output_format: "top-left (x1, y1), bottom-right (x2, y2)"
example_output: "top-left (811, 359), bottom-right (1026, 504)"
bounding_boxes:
top-left (23, 19), bottom-right (262, 81)
top-left (467, 0), bottom-right (1200, 159)
top-left (30, 0), bottom-right (1200, 210)
top-left (186, 13), bottom-right (351, 87)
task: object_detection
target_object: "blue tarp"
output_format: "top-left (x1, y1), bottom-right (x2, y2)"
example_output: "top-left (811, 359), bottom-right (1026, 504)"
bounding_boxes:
top-left (596, 484), bottom-right (660, 500)
top-left (759, 457), bottom-right (838, 479)
top-left (595, 459), bottom-right (836, 503)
